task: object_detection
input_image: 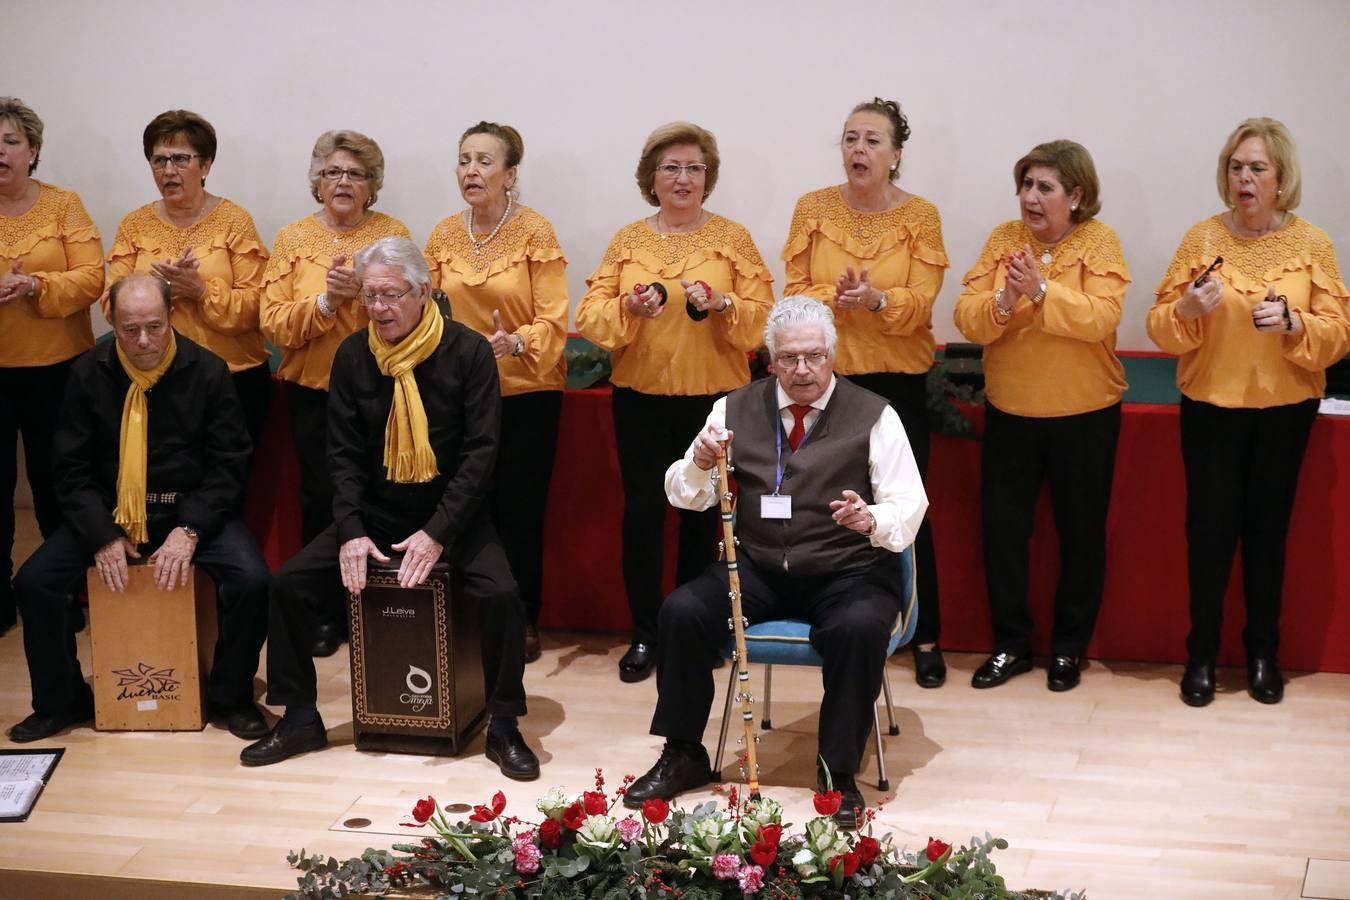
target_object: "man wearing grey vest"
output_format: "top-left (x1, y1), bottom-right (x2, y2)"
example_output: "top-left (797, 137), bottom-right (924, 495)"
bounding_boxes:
top-left (622, 295), bottom-right (928, 828)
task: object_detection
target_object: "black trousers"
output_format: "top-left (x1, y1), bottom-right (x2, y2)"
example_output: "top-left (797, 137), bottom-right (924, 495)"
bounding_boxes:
top-left (1180, 397), bottom-right (1318, 661)
top-left (848, 371), bottom-right (940, 644)
top-left (493, 390), bottom-right (563, 625)
top-left (650, 553), bottom-right (903, 776)
top-left (284, 381), bottom-right (333, 545)
top-left (13, 515), bottom-right (270, 716)
top-left (232, 363), bottom-right (274, 481)
top-left (981, 401), bottom-right (1121, 657)
top-left (263, 517), bottom-right (527, 718)
top-left (1, 360), bottom-right (74, 620)
top-left (611, 387), bottom-right (720, 644)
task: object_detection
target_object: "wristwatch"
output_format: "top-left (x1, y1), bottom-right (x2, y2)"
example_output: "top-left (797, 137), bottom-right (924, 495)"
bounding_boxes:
top-left (179, 524), bottom-right (200, 541)
top-left (511, 334), bottom-right (526, 356)
top-left (1031, 281), bottom-right (1048, 306)
top-left (871, 290), bottom-right (888, 312)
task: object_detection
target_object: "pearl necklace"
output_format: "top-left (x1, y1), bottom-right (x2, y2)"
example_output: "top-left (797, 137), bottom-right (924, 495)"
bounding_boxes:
top-left (468, 194), bottom-right (513, 254)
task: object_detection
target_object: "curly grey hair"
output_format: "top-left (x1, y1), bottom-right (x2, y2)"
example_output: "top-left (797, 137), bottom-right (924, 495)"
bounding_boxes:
top-left (353, 236), bottom-right (431, 295)
top-left (764, 295), bottom-right (838, 357)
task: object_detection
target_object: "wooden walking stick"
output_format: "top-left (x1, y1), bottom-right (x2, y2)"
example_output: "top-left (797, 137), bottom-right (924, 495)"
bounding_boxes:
top-left (713, 442), bottom-right (760, 799)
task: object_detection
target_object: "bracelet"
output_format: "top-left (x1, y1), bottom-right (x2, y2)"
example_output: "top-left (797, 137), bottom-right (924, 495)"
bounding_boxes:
top-left (27, 275), bottom-right (38, 298)
top-left (715, 294), bottom-right (732, 313)
top-left (871, 290), bottom-right (888, 312)
top-left (864, 510), bottom-right (878, 537)
top-left (993, 289), bottom-right (1011, 319)
top-left (316, 292), bottom-right (335, 317)
top-left (512, 333), bottom-right (525, 356)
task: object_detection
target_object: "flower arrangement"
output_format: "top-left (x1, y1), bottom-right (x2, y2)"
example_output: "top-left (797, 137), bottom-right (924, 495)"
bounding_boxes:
top-left (287, 770), bottom-right (1083, 899)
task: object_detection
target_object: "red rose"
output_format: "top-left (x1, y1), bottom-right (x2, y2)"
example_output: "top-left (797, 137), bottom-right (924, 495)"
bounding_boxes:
top-left (641, 798), bottom-right (670, 824)
top-left (582, 790), bottom-right (608, 816)
top-left (411, 796), bottom-right (436, 823)
top-left (813, 789), bottom-right (842, 816)
top-left (757, 823), bottom-right (783, 845)
top-left (538, 818), bottom-right (562, 849)
top-left (856, 835), bottom-right (881, 866)
top-left (926, 837), bottom-right (951, 862)
top-left (562, 801), bottom-right (586, 831)
top-left (750, 840), bottom-right (777, 867)
top-left (470, 790), bottom-right (507, 822)
top-left (829, 850), bottom-right (860, 878)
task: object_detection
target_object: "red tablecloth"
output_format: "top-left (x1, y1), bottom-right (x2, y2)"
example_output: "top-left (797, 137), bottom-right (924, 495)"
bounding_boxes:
top-left (245, 384), bottom-right (1350, 673)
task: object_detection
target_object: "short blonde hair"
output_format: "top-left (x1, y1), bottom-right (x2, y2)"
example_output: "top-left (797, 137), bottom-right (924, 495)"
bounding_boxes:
top-left (1216, 117), bottom-right (1301, 211)
top-left (634, 122), bottom-right (720, 207)
top-left (307, 130), bottom-right (385, 207)
top-left (0, 97), bottom-right (43, 174)
top-left (1013, 140), bottom-right (1102, 223)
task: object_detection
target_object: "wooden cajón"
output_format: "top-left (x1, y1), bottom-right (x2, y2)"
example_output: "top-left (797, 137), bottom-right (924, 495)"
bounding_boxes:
top-left (87, 563), bottom-right (217, 731)
top-left (348, 561), bottom-right (486, 755)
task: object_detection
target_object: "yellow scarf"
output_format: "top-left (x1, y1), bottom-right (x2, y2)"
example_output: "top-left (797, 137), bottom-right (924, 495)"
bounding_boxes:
top-left (113, 331), bottom-right (179, 544)
top-left (368, 302), bottom-right (444, 483)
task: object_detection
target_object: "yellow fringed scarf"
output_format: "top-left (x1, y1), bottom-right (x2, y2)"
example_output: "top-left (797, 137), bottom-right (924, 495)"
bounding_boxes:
top-left (113, 331), bottom-right (179, 544)
top-left (369, 302), bottom-right (444, 483)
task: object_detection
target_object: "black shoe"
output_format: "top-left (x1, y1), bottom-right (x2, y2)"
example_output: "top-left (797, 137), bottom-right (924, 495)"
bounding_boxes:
top-left (971, 651), bottom-right (1033, 689)
top-left (523, 624), bottom-right (541, 664)
top-left (817, 769), bottom-right (865, 830)
top-left (8, 696), bottom-right (95, 743)
top-left (619, 642), bottom-right (656, 683)
top-left (1180, 660), bottom-right (1216, 707)
top-left (212, 702), bottom-right (269, 740)
top-left (485, 729), bottom-right (541, 781)
top-left (1047, 655), bottom-right (1081, 692)
top-left (239, 716), bottom-right (328, 766)
top-left (623, 743), bottom-right (712, 808)
top-left (912, 645), bottom-right (947, 688)
top-left (0, 601), bottom-right (16, 637)
top-left (1247, 658), bottom-right (1284, 704)
top-left (310, 620), bottom-right (344, 658)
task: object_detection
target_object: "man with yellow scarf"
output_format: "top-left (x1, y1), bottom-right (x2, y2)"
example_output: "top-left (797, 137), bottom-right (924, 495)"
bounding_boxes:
top-left (8, 273), bottom-right (270, 744)
top-left (242, 237), bottom-right (537, 777)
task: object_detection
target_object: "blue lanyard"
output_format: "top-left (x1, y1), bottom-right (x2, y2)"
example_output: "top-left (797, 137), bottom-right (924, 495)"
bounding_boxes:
top-left (773, 407), bottom-right (820, 495)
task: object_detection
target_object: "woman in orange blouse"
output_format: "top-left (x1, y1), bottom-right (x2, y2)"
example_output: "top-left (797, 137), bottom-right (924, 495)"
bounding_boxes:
top-left (260, 130), bottom-right (410, 656)
top-left (954, 140), bottom-right (1129, 693)
top-left (425, 121), bottom-right (567, 663)
top-left (0, 97), bottom-right (105, 635)
top-left (576, 122), bottom-right (774, 682)
top-left (782, 97), bottom-right (949, 688)
top-left (1147, 118), bottom-right (1349, 707)
top-left (106, 110), bottom-right (271, 456)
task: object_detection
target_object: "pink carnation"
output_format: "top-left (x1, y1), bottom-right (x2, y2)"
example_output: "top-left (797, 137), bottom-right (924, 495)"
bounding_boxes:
top-left (617, 816), bottom-right (642, 844)
top-left (737, 864), bottom-right (765, 893)
top-left (514, 839), bottom-right (542, 874)
top-left (713, 853), bottom-right (742, 880)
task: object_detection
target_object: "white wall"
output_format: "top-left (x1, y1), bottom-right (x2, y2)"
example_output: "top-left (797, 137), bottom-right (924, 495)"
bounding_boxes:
top-left (14, 0), bottom-right (1349, 349)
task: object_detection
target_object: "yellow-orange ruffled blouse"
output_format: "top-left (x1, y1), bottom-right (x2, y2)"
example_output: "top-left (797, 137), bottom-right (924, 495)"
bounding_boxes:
top-left (260, 212), bottom-right (410, 390)
top-left (1147, 215), bottom-right (1350, 409)
top-left (575, 215), bottom-right (774, 396)
top-left (105, 198), bottom-right (268, 373)
top-left (0, 181), bottom-right (103, 367)
top-left (424, 206), bottom-right (568, 396)
top-left (782, 187), bottom-right (948, 375)
top-left (953, 218), bottom-right (1130, 418)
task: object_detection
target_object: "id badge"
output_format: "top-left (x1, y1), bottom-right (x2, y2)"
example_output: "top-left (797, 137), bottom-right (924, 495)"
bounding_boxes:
top-left (761, 494), bottom-right (792, 519)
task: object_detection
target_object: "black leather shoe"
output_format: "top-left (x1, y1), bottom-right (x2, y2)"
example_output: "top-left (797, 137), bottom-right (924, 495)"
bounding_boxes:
top-left (310, 620), bottom-right (344, 658)
top-left (1046, 655), bottom-right (1081, 692)
top-left (1180, 660), bottom-right (1216, 707)
top-left (0, 601), bottom-right (16, 638)
top-left (623, 743), bottom-right (712, 808)
top-left (1247, 658), bottom-right (1284, 704)
top-left (817, 770), bottom-right (865, 830)
top-left (913, 645), bottom-right (947, 688)
top-left (8, 696), bottom-right (95, 743)
top-left (212, 703), bottom-right (269, 740)
top-left (239, 716), bottom-right (328, 766)
top-left (485, 729), bottom-right (541, 781)
top-left (523, 624), bottom-right (542, 664)
top-left (619, 641), bottom-right (656, 683)
top-left (971, 651), bottom-right (1033, 689)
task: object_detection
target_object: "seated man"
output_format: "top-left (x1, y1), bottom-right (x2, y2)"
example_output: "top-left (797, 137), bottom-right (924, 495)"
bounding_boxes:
top-left (623, 295), bottom-right (928, 827)
top-left (241, 237), bottom-right (538, 779)
top-left (8, 273), bottom-right (270, 743)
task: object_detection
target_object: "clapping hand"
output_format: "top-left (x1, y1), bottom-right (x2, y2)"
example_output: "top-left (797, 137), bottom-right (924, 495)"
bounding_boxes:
top-left (835, 266), bottom-right (878, 311)
top-left (326, 254), bottom-right (360, 305)
top-left (1004, 246), bottom-right (1043, 305)
top-left (151, 247), bottom-right (206, 302)
top-left (0, 261), bottom-right (34, 305)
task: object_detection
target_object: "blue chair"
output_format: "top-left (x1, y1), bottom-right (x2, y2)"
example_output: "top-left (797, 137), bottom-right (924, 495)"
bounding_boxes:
top-left (712, 545), bottom-right (918, 791)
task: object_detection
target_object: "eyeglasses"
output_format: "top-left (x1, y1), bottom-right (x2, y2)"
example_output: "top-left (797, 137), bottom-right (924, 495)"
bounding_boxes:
top-left (359, 285), bottom-right (415, 306)
top-left (150, 153), bottom-right (199, 170)
top-left (773, 351), bottom-right (829, 370)
top-left (321, 166), bottom-right (370, 183)
top-left (655, 163), bottom-right (708, 178)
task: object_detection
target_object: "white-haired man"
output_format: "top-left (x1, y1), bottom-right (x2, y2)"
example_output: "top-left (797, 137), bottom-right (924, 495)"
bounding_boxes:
top-left (623, 295), bottom-right (928, 827)
top-left (242, 237), bottom-right (538, 778)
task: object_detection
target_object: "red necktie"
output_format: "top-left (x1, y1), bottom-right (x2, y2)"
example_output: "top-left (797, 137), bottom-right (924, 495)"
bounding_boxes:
top-left (787, 404), bottom-right (812, 452)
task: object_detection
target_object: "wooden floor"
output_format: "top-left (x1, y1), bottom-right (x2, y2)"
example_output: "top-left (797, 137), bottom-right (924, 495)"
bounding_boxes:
top-left (3, 509), bottom-right (1350, 899)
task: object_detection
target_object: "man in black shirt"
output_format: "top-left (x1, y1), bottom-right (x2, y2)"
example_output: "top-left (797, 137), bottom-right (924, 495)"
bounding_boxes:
top-left (241, 237), bottom-right (537, 779)
top-left (7, 273), bottom-right (270, 743)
